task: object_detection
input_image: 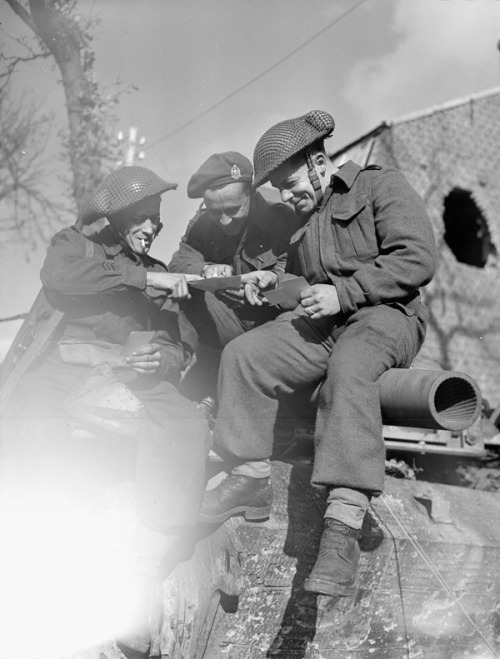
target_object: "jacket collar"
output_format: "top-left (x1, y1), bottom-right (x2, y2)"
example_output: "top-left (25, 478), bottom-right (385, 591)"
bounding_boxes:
top-left (89, 225), bottom-right (127, 256)
top-left (330, 160), bottom-right (363, 191)
top-left (80, 224), bottom-right (167, 267)
top-left (88, 225), bottom-right (146, 264)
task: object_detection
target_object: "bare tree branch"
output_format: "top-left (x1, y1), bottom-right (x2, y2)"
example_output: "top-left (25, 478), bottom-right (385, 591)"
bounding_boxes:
top-left (3, 0), bottom-right (37, 33)
top-left (0, 50), bottom-right (50, 91)
top-left (2, 0), bottom-right (122, 212)
top-left (0, 87), bottom-right (73, 248)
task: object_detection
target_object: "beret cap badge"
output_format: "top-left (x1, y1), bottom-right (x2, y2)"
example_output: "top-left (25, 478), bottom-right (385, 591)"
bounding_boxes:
top-left (231, 164), bottom-right (242, 180)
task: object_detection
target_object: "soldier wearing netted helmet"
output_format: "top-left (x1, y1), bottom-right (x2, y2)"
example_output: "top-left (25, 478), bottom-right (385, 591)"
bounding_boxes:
top-left (199, 111), bottom-right (437, 598)
top-left (0, 166), bottom-right (209, 655)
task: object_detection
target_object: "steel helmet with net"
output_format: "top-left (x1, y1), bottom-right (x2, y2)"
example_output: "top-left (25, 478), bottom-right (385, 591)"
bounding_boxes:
top-left (78, 166), bottom-right (177, 226)
top-left (253, 110), bottom-right (335, 188)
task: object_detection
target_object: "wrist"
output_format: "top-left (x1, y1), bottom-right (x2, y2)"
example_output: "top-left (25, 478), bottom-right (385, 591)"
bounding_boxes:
top-left (268, 271), bottom-right (279, 288)
top-left (146, 271), bottom-right (158, 288)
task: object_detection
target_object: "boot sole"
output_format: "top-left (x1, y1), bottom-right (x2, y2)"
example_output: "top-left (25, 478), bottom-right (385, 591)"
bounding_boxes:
top-left (303, 576), bottom-right (356, 597)
top-left (199, 504), bottom-right (272, 524)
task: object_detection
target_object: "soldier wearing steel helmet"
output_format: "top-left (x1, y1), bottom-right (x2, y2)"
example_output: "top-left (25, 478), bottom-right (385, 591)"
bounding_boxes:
top-left (0, 166), bottom-right (209, 655)
top-left (199, 111), bottom-right (437, 598)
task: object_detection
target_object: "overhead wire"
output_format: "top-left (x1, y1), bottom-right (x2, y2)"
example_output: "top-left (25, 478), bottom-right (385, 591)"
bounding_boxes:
top-left (146, 0), bottom-right (370, 151)
top-left (0, 0), bottom-right (370, 327)
top-left (1, 4), bottom-right (374, 330)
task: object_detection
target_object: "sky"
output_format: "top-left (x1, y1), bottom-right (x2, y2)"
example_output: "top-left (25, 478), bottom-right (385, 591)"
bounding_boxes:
top-left (1, 0), bottom-right (500, 355)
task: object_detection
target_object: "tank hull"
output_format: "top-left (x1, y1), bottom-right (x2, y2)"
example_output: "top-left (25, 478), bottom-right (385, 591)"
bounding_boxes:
top-left (200, 461), bottom-right (500, 658)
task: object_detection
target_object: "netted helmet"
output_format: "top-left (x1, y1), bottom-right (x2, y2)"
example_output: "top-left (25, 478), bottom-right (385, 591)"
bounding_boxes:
top-left (78, 166), bottom-right (177, 225)
top-left (253, 110), bottom-right (335, 187)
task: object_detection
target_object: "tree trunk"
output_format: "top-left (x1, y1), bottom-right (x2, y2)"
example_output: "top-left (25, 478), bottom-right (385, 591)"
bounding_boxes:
top-left (28, 0), bottom-right (103, 209)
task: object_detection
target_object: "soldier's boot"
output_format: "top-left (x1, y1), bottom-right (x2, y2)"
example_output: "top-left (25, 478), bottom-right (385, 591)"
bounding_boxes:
top-left (199, 474), bottom-right (273, 524)
top-left (304, 518), bottom-right (361, 597)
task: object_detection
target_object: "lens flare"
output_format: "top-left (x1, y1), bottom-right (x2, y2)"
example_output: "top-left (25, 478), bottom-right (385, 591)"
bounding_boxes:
top-left (0, 480), bottom-right (143, 659)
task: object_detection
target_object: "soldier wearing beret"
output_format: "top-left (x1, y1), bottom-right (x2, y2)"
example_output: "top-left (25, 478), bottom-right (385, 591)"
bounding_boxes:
top-left (199, 112), bottom-right (437, 597)
top-left (169, 151), bottom-right (300, 401)
top-left (0, 166), bottom-right (209, 655)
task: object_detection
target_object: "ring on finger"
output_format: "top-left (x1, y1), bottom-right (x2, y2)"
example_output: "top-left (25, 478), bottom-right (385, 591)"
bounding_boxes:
top-left (306, 306), bottom-right (314, 315)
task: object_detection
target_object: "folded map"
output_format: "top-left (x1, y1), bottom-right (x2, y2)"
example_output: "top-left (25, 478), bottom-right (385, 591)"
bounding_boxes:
top-left (188, 276), bottom-right (242, 292)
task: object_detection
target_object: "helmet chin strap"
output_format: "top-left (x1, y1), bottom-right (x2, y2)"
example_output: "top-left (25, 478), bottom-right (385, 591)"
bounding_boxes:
top-left (305, 149), bottom-right (323, 209)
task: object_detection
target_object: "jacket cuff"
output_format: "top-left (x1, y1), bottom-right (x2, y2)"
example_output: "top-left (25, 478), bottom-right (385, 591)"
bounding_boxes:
top-left (121, 263), bottom-right (148, 289)
top-left (159, 344), bottom-right (184, 381)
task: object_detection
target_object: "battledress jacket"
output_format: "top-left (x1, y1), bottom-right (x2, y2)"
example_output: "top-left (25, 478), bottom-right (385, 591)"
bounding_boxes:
top-left (283, 161), bottom-right (437, 315)
top-left (2, 225), bottom-right (207, 533)
top-left (169, 189), bottom-right (300, 276)
top-left (39, 224), bottom-right (196, 377)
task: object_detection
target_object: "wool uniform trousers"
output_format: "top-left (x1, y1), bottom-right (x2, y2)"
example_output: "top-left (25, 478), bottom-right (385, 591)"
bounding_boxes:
top-left (182, 289), bottom-right (281, 349)
top-left (180, 289), bottom-right (280, 401)
top-left (213, 303), bottom-right (426, 496)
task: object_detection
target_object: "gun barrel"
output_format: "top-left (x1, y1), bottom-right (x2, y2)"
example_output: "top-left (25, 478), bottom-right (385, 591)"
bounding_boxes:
top-left (379, 369), bottom-right (482, 431)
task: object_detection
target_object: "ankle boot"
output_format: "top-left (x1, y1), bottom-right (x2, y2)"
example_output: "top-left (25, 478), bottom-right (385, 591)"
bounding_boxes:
top-left (304, 518), bottom-right (360, 597)
top-left (199, 474), bottom-right (273, 524)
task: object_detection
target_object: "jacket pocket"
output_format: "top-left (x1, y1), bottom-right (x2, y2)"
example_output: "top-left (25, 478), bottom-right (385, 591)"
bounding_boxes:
top-left (330, 195), bottom-right (378, 260)
top-left (241, 246), bottom-right (278, 270)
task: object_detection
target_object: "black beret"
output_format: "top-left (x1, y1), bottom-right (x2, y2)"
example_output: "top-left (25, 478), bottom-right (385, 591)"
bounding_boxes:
top-left (78, 166), bottom-right (177, 225)
top-left (253, 110), bottom-right (335, 187)
top-left (187, 152), bottom-right (253, 199)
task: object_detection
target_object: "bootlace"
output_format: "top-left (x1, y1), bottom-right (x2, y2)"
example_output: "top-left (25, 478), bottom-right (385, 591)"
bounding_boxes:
top-left (219, 474), bottom-right (246, 495)
top-left (319, 520), bottom-right (352, 552)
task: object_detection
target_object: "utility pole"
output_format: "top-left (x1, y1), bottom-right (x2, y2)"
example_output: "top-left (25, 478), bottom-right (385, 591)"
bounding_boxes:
top-left (116, 126), bottom-right (146, 167)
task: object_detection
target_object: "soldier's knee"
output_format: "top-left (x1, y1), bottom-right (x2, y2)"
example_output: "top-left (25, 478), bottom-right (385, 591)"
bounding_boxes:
top-left (220, 332), bottom-right (257, 369)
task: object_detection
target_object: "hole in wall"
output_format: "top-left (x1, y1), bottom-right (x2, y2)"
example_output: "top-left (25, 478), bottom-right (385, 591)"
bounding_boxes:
top-left (443, 188), bottom-right (496, 267)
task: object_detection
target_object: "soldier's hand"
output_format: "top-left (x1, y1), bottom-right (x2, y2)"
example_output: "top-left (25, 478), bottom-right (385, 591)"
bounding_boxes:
top-left (125, 343), bottom-right (162, 374)
top-left (202, 263), bottom-right (234, 278)
top-left (300, 284), bottom-right (341, 319)
top-left (240, 271), bottom-right (278, 306)
top-left (147, 272), bottom-right (191, 300)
